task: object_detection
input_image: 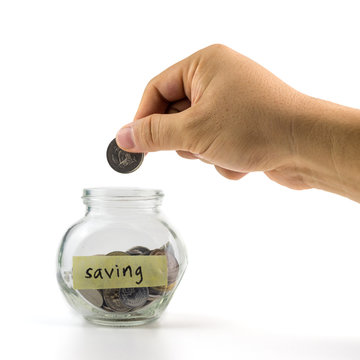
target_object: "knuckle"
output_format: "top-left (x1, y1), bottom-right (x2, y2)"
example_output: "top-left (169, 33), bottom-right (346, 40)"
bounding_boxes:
top-left (146, 72), bottom-right (162, 91)
top-left (144, 78), bottom-right (158, 96)
top-left (139, 115), bottom-right (159, 150)
top-left (146, 76), bottom-right (156, 88)
top-left (207, 43), bottom-right (228, 54)
top-left (211, 43), bottom-right (226, 50)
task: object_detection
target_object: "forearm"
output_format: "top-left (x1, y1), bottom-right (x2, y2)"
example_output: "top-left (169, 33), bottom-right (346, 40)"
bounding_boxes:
top-left (294, 96), bottom-right (360, 202)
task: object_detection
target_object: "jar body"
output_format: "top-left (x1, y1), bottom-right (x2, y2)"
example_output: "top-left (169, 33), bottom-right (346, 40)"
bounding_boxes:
top-left (57, 188), bottom-right (187, 327)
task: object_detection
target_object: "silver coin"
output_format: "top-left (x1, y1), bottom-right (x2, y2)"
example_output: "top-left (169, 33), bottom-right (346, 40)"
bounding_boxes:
top-left (119, 287), bottom-right (149, 308)
top-left (102, 304), bottom-right (115, 312)
top-left (160, 241), bottom-right (175, 256)
top-left (166, 252), bottom-right (179, 284)
top-left (106, 138), bottom-right (144, 173)
top-left (150, 248), bottom-right (179, 285)
top-left (149, 281), bottom-right (177, 295)
top-left (78, 289), bottom-right (103, 308)
top-left (106, 251), bottom-right (128, 256)
top-left (150, 248), bottom-right (165, 256)
top-left (148, 292), bottom-right (162, 300)
top-left (131, 299), bottom-right (157, 312)
top-left (103, 288), bottom-right (131, 312)
top-left (149, 286), bottom-right (165, 296)
top-left (127, 246), bottom-right (151, 256)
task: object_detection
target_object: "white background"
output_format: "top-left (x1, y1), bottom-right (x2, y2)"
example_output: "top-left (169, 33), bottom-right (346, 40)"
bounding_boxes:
top-left (1, 1), bottom-right (360, 359)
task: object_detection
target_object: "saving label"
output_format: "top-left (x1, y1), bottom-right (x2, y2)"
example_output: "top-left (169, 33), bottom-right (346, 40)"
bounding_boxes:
top-left (73, 255), bottom-right (168, 290)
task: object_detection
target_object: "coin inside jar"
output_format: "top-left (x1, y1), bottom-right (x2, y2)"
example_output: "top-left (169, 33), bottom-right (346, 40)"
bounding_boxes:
top-left (76, 246), bottom-right (178, 313)
top-left (106, 138), bottom-right (144, 173)
top-left (106, 251), bottom-right (128, 256)
top-left (119, 287), bottom-right (149, 308)
top-left (166, 252), bottom-right (179, 284)
top-left (150, 248), bottom-right (179, 284)
top-left (78, 289), bottom-right (103, 308)
top-left (103, 288), bottom-right (131, 312)
top-left (127, 246), bottom-right (151, 255)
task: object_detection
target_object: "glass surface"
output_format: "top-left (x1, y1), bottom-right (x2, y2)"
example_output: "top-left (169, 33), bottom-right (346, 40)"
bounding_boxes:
top-left (57, 187), bottom-right (187, 327)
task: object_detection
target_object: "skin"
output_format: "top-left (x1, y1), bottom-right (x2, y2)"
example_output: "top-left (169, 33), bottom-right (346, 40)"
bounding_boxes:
top-left (116, 44), bottom-right (360, 203)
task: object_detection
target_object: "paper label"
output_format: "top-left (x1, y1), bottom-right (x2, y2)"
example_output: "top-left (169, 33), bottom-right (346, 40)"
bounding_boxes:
top-left (73, 255), bottom-right (168, 290)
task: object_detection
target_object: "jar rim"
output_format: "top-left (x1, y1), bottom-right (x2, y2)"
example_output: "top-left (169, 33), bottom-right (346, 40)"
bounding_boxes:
top-left (82, 187), bottom-right (164, 201)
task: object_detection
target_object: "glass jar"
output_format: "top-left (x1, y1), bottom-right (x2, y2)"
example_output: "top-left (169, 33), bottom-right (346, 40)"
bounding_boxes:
top-left (57, 187), bottom-right (187, 327)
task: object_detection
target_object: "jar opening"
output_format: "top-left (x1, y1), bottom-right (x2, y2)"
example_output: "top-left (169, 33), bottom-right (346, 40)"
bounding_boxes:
top-left (82, 187), bottom-right (163, 209)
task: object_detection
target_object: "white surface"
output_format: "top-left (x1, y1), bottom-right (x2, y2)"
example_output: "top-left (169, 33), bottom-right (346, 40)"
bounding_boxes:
top-left (1, 1), bottom-right (360, 359)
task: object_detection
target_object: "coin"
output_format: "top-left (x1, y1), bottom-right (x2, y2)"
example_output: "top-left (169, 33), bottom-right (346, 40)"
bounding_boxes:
top-left (150, 248), bottom-right (165, 256)
top-left (106, 251), bottom-right (128, 256)
top-left (150, 248), bottom-right (179, 284)
top-left (106, 138), bottom-right (144, 173)
top-left (150, 281), bottom-right (177, 295)
top-left (127, 246), bottom-right (151, 256)
top-left (84, 246), bottom-right (177, 312)
top-left (78, 289), bottom-right (103, 308)
top-left (160, 241), bottom-right (175, 256)
top-left (166, 252), bottom-right (179, 284)
top-left (102, 305), bottom-right (115, 312)
top-left (103, 288), bottom-right (131, 312)
top-left (149, 286), bottom-right (165, 296)
top-left (148, 292), bottom-right (162, 300)
top-left (119, 287), bottom-right (149, 308)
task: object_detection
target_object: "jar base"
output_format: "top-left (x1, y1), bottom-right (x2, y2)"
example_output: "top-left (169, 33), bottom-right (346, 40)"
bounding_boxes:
top-left (84, 315), bottom-right (160, 327)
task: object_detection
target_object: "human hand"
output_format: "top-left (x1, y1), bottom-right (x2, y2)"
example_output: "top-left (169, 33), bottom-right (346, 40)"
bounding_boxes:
top-left (116, 44), bottom-right (360, 200)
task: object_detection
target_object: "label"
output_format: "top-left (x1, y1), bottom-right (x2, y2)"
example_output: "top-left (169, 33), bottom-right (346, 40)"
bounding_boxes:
top-left (73, 255), bottom-right (168, 290)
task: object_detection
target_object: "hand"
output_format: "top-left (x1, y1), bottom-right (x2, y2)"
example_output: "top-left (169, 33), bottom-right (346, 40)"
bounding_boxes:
top-left (116, 44), bottom-right (360, 201)
top-left (117, 44), bottom-right (308, 188)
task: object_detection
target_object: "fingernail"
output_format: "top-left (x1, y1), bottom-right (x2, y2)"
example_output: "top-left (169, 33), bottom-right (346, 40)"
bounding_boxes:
top-left (116, 127), bottom-right (135, 149)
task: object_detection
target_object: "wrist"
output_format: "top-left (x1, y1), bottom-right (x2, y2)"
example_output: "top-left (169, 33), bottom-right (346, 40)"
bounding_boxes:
top-left (291, 95), bottom-right (360, 201)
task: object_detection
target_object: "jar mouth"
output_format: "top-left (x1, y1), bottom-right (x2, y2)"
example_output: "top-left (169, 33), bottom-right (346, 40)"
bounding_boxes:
top-left (82, 187), bottom-right (164, 202)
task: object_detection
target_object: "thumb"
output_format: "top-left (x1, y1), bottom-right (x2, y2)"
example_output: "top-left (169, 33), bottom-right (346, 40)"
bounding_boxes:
top-left (116, 110), bottom-right (193, 153)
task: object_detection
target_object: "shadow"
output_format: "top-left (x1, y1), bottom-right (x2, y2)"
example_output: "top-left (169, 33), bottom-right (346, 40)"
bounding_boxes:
top-left (57, 312), bottom-right (230, 360)
top-left (62, 322), bottom-right (169, 360)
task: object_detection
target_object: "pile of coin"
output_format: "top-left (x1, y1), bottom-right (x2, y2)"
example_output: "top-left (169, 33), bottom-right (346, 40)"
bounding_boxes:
top-left (77, 243), bottom-right (179, 313)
